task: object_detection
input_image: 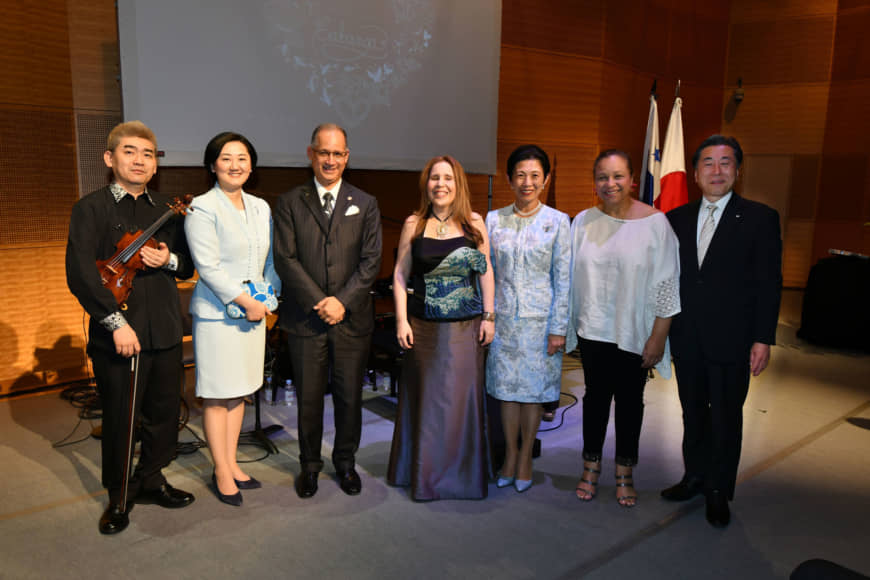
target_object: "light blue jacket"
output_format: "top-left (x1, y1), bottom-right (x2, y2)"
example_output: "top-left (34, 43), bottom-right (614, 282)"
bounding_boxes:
top-left (184, 186), bottom-right (281, 320)
top-left (486, 204), bottom-right (571, 335)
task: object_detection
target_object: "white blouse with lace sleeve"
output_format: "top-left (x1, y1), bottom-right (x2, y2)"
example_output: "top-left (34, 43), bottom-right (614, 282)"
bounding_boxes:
top-left (568, 207), bottom-right (681, 377)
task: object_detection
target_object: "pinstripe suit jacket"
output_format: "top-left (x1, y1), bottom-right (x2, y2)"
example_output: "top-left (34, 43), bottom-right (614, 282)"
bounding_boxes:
top-left (273, 179), bottom-right (382, 337)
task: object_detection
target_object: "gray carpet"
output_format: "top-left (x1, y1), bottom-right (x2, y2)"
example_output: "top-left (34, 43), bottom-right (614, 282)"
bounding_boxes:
top-left (2, 290), bottom-right (868, 579)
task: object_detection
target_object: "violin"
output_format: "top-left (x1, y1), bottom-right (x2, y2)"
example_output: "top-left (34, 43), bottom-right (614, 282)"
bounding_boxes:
top-left (97, 195), bottom-right (193, 309)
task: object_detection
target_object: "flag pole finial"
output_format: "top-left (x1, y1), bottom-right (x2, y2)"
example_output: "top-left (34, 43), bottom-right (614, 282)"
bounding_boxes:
top-left (675, 79), bottom-right (681, 98)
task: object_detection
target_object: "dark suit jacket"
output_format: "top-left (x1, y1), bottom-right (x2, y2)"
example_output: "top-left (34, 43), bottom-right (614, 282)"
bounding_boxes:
top-left (667, 194), bottom-right (782, 363)
top-left (273, 179), bottom-right (382, 337)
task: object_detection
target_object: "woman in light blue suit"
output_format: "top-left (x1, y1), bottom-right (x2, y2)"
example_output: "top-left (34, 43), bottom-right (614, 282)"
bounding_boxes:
top-left (486, 145), bottom-right (571, 493)
top-left (185, 132), bottom-right (281, 506)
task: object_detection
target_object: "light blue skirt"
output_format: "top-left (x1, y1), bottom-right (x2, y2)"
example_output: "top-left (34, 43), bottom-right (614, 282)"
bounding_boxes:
top-left (192, 316), bottom-right (265, 399)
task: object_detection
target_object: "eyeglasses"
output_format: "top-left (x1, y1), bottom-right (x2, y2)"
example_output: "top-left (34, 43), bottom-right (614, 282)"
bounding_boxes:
top-left (314, 149), bottom-right (348, 160)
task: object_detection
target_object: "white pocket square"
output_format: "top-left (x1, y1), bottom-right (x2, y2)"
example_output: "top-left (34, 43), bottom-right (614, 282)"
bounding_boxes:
top-left (345, 205), bottom-right (360, 216)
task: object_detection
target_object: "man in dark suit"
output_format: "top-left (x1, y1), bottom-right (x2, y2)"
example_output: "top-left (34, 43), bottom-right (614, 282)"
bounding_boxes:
top-left (273, 123), bottom-right (382, 498)
top-left (661, 135), bottom-right (782, 528)
top-left (66, 121), bottom-right (196, 534)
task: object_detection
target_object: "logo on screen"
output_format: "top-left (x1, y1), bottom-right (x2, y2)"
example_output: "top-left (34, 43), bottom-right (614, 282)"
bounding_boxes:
top-left (267, 0), bottom-right (434, 128)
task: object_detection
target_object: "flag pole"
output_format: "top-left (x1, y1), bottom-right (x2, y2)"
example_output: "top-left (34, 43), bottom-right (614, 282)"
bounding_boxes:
top-left (640, 79), bottom-right (661, 206)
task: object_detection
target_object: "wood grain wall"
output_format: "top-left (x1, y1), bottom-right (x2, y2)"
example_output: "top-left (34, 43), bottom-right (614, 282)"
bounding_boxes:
top-left (722, 0), bottom-right (870, 287)
top-left (5, 0), bottom-right (866, 393)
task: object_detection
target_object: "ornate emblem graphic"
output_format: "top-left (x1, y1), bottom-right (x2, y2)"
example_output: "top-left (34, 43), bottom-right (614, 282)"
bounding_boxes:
top-left (266, 0), bottom-right (435, 128)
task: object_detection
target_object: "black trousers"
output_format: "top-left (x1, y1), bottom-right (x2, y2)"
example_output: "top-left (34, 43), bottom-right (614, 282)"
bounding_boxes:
top-left (673, 356), bottom-right (751, 499)
top-left (287, 328), bottom-right (371, 473)
top-left (90, 344), bottom-right (182, 503)
top-left (578, 338), bottom-right (647, 466)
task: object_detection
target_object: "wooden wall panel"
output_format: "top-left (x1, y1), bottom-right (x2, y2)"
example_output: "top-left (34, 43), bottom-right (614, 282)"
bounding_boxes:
top-left (0, 244), bottom-right (89, 394)
top-left (720, 84), bottom-right (830, 155)
top-left (813, 2), bottom-right (870, 263)
top-left (815, 155), bottom-right (867, 220)
top-left (669, 2), bottom-right (731, 87)
top-left (822, 79), bottom-right (870, 154)
top-left (501, 0), bottom-right (603, 57)
top-left (830, 4), bottom-right (870, 81)
top-left (66, 0), bottom-right (121, 112)
top-left (596, 65), bottom-right (651, 163)
top-left (812, 221), bottom-right (865, 257)
top-left (729, 0), bottom-right (837, 22)
top-left (727, 18), bottom-right (835, 85)
top-left (839, 0), bottom-right (870, 9)
top-left (740, 155), bottom-right (793, 224)
top-left (788, 155), bottom-right (822, 219)
top-left (0, 108), bottom-right (79, 245)
top-left (497, 47), bottom-right (602, 145)
top-left (603, 0), bottom-right (670, 74)
top-left (543, 144), bottom-right (599, 217)
top-left (0, 0), bottom-right (74, 109)
top-left (782, 219), bottom-right (815, 287)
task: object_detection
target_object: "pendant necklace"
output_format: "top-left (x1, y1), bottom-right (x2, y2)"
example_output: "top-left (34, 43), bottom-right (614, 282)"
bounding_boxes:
top-left (513, 200), bottom-right (542, 218)
top-left (433, 211), bottom-right (453, 237)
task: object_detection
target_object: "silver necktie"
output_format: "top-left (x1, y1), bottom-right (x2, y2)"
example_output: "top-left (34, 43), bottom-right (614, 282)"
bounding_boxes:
top-left (322, 192), bottom-right (334, 217)
top-left (697, 204), bottom-right (717, 266)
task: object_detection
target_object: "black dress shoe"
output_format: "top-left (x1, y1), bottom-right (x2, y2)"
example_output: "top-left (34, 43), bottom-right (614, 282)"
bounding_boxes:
top-left (99, 502), bottom-right (132, 535)
top-left (212, 473), bottom-right (242, 506)
top-left (234, 476), bottom-right (262, 490)
top-left (137, 483), bottom-right (195, 509)
top-left (336, 468), bottom-right (362, 496)
top-left (705, 490), bottom-right (730, 528)
top-left (661, 477), bottom-right (703, 502)
top-left (295, 472), bottom-right (319, 499)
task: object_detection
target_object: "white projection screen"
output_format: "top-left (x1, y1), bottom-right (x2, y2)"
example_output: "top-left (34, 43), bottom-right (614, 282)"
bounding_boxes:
top-left (117, 0), bottom-right (502, 174)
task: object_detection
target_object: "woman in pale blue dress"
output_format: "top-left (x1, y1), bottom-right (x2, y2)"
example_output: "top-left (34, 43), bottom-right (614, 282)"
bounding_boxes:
top-left (485, 145), bottom-right (571, 492)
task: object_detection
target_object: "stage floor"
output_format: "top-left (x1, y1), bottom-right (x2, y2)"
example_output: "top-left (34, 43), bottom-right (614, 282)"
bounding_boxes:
top-left (1, 290), bottom-right (868, 579)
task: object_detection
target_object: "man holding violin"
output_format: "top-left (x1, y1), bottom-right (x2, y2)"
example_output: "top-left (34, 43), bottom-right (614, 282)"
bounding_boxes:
top-left (66, 121), bottom-right (196, 534)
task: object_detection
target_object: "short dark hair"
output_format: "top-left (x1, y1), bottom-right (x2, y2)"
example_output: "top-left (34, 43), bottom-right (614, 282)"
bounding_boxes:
top-left (203, 132), bottom-right (258, 173)
top-left (506, 144), bottom-right (551, 179)
top-left (593, 149), bottom-right (633, 177)
top-left (310, 123), bottom-right (348, 147)
top-left (692, 135), bottom-right (743, 169)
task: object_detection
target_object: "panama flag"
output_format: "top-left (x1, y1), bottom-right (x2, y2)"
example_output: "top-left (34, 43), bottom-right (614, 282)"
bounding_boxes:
top-left (658, 96), bottom-right (688, 213)
top-left (639, 94), bottom-right (660, 206)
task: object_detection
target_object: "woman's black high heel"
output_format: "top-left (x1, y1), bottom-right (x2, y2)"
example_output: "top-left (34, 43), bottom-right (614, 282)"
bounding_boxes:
top-left (212, 473), bottom-right (242, 506)
top-left (234, 476), bottom-right (262, 490)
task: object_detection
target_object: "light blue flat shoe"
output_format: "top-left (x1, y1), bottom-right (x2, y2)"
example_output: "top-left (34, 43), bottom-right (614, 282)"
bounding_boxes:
top-left (496, 475), bottom-right (516, 488)
top-left (514, 479), bottom-right (533, 493)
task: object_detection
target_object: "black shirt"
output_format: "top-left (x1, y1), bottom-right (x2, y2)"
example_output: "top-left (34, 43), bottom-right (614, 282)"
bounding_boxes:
top-left (65, 186), bottom-right (194, 354)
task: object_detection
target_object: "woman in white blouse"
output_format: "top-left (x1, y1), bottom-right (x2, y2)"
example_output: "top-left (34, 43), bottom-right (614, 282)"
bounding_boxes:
top-left (568, 150), bottom-right (680, 507)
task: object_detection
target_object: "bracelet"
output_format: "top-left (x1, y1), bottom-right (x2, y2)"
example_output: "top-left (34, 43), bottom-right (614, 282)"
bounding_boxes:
top-left (481, 311), bottom-right (495, 322)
